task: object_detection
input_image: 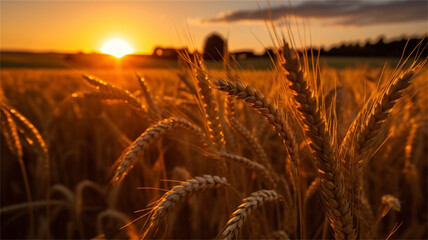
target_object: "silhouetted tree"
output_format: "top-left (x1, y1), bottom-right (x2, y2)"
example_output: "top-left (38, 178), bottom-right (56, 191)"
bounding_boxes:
top-left (319, 36), bottom-right (426, 57)
top-left (203, 33), bottom-right (225, 60)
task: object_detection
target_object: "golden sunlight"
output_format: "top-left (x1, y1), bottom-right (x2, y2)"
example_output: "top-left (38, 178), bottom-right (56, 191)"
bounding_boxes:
top-left (100, 39), bottom-right (134, 58)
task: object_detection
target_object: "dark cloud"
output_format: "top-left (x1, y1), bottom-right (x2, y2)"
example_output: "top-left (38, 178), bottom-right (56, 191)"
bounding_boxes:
top-left (201, 0), bottom-right (427, 26)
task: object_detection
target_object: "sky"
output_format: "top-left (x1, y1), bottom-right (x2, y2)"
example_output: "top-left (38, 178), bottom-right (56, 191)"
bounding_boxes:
top-left (1, 0), bottom-right (427, 54)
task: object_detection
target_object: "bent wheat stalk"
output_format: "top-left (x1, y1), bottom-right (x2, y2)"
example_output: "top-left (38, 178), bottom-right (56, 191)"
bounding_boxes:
top-left (82, 75), bottom-right (143, 110)
top-left (3, 104), bottom-right (48, 157)
top-left (74, 92), bottom-right (146, 113)
top-left (214, 78), bottom-right (301, 229)
top-left (143, 175), bottom-right (229, 238)
top-left (112, 117), bottom-right (208, 183)
top-left (217, 152), bottom-right (276, 188)
top-left (342, 68), bottom-right (420, 169)
top-left (0, 106), bottom-right (35, 236)
top-left (3, 103), bottom-right (51, 236)
top-left (221, 190), bottom-right (282, 240)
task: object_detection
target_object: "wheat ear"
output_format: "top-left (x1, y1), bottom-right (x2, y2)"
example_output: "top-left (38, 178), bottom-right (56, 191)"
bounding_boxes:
top-left (112, 117), bottom-right (208, 183)
top-left (342, 69), bottom-right (417, 168)
top-left (343, 69), bottom-right (419, 236)
top-left (221, 190), bottom-right (282, 240)
top-left (0, 106), bottom-right (35, 236)
top-left (4, 103), bottom-right (50, 196)
top-left (82, 75), bottom-right (142, 110)
top-left (281, 43), bottom-right (355, 239)
top-left (143, 175), bottom-right (228, 238)
top-left (214, 79), bottom-right (299, 168)
top-left (135, 74), bottom-right (161, 119)
top-left (192, 59), bottom-right (225, 150)
top-left (3, 104), bottom-right (48, 157)
top-left (73, 91), bottom-right (145, 112)
top-left (1, 106), bottom-right (23, 159)
top-left (3, 103), bottom-right (51, 235)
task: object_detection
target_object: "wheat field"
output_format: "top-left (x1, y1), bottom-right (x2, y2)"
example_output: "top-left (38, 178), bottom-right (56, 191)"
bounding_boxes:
top-left (1, 40), bottom-right (427, 240)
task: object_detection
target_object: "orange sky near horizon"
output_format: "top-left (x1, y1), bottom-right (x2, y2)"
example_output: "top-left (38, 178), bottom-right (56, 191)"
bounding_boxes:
top-left (1, 1), bottom-right (426, 55)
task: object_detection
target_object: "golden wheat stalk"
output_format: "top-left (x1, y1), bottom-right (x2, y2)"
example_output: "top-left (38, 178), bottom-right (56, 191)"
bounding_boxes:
top-left (343, 67), bottom-right (422, 237)
top-left (112, 117), bottom-right (208, 183)
top-left (281, 43), bottom-right (355, 239)
top-left (192, 58), bottom-right (225, 150)
top-left (73, 91), bottom-right (146, 114)
top-left (342, 69), bottom-right (419, 169)
top-left (135, 74), bottom-right (161, 119)
top-left (1, 107), bottom-right (22, 158)
top-left (3, 104), bottom-right (48, 157)
top-left (143, 175), bottom-right (229, 238)
top-left (2, 102), bottom-right (51, 235)
top-left (82, 75), bottom-right (143, 110)
top-left (221, 190), bottom-right (282, 240)
top-left (0, 105), bottom-right (35, 236)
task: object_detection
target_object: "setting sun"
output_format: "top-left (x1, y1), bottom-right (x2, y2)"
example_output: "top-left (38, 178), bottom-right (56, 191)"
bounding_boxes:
top-left (100, 39), bottom-right (134, 58)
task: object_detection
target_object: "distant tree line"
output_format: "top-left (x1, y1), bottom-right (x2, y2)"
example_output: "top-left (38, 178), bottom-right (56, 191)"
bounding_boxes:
top-left (319, 37), bottom-right (427, 57)
top-left (152, 33), bottom-right (426, 60)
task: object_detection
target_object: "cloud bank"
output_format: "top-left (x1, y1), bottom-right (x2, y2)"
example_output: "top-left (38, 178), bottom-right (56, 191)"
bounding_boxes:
top-left (201, 0), bottom-right (427, 26)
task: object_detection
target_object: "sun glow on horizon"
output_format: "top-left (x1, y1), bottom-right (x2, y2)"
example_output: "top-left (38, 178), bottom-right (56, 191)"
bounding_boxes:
top-left (100, 39), bottom-right (134, 58)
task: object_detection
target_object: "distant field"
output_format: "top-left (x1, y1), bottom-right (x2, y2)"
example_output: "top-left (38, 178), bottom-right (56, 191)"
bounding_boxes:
top-left (1, 53), bottom-right (68, 68)
top-left (1, 52), bottom-right (405, 70)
